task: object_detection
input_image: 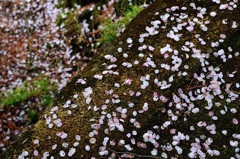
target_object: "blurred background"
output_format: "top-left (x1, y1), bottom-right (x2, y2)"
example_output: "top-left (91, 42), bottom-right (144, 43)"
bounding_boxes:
top-left (0, 0), bottom-right (153, 153)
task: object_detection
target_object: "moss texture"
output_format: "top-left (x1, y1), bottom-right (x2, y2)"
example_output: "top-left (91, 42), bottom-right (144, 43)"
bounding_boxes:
top-left (1, 0), bottom-right (240, 158)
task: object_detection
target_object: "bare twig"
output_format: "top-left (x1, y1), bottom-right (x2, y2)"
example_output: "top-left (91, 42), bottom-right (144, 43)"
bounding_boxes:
top-left (185, 77), bottom-right (194, 94)
top-left (109, 149), bottom-right (162, 159)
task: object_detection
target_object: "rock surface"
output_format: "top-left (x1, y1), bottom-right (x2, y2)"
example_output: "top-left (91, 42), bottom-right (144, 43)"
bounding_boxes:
top-left (1, 0), bottom-right (240, 158)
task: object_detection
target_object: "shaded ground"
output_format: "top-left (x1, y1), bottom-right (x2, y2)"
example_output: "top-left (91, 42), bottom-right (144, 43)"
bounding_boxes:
top-left (0, 0), bottom-right (149, 152)
top-left (1, 0), bottom-right (240, 158)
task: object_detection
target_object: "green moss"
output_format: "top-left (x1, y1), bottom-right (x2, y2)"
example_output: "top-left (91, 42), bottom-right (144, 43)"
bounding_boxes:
top-left (96, 3), bottom-right (144, 44)
top-left (114, 0), bottom-right (153, 16)
top-left (0, 75), bottom-right (57, 109)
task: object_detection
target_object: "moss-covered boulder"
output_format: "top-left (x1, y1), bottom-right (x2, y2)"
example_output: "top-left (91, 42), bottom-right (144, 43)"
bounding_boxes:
top-left (1, 0), bottom-right (240, 158)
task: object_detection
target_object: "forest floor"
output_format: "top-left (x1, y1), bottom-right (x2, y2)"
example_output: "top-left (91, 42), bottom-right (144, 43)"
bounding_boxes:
top-left (0, 0), bottom-right (149, 153)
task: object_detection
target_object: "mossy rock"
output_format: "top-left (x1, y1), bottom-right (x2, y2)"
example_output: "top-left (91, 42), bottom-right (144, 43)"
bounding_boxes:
top-left (1, 0), bottom-right (240, 158)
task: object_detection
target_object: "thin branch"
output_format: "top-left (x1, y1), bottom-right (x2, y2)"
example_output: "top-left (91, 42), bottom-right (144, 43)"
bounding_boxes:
top-left (109, 149), bottom-right (162, 159)
top-left (185, 77), bottom-right (194, 94)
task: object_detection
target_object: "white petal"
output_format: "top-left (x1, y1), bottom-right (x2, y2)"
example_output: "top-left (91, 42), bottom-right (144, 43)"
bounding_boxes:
top-left (169, 75), bottom-right (173, 82)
